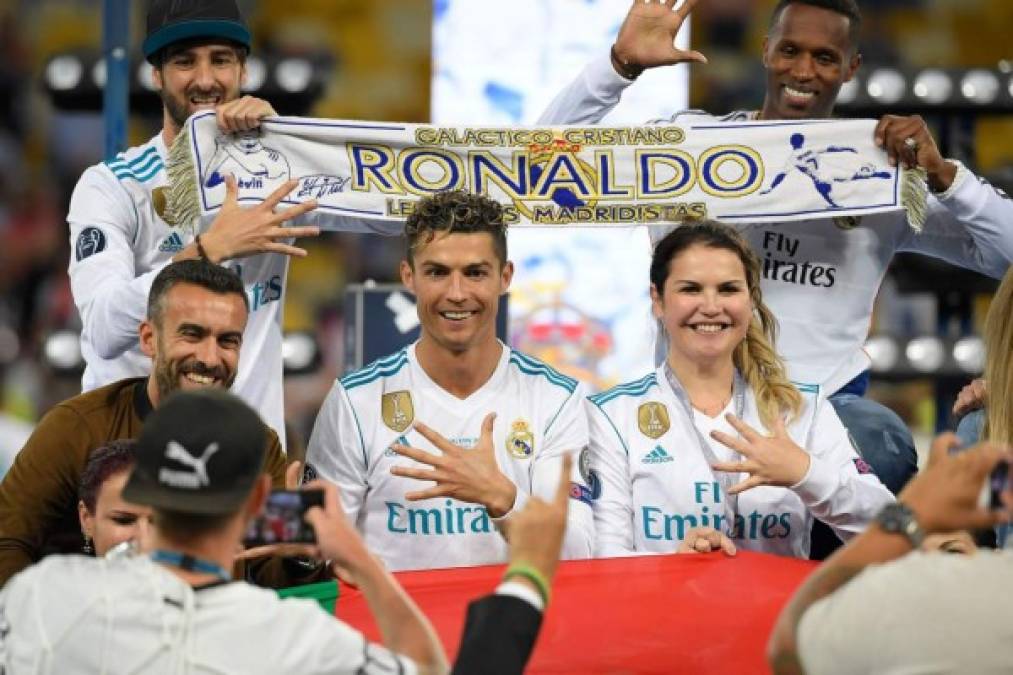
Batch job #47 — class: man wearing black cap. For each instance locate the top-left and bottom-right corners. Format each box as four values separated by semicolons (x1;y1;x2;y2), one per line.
0;390;449;674
67;0;319;446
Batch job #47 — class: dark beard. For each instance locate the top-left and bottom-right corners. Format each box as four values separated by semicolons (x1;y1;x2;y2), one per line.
152;351;235;401
159;88;192;133
158;84;236;132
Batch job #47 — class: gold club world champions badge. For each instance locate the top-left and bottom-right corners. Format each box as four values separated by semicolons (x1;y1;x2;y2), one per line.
381;391;414;433
506;418;535;459
638;402;670;439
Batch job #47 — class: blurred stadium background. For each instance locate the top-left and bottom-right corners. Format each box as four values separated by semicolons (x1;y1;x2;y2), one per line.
0;0;1010;465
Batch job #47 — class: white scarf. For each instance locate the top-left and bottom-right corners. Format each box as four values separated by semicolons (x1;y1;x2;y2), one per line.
165;111;926;233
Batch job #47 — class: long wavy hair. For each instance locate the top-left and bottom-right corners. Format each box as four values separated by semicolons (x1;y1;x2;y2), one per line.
984;269;1013;446
650;221;802;428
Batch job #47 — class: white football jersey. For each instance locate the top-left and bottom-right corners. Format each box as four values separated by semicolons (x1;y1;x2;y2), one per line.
0;554;416;675
306;342;595;571
67;134;399;442
67;135;288;441
587;367;894;558
540;53;1013;394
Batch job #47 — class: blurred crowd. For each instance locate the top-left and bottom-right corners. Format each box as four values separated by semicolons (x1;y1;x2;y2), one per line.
0;0;1011;460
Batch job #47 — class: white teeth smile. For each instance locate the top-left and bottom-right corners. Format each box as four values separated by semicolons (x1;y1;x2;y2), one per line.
184;372;215;385
784;86;815;99
190;96;221;106
691;323;727;333
441;311;475;320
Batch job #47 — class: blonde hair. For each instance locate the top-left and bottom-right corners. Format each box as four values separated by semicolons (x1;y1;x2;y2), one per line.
983;269;1013;445
650;221;802;428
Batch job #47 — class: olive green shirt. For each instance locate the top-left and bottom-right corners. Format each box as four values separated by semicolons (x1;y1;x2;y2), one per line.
0;378;287;587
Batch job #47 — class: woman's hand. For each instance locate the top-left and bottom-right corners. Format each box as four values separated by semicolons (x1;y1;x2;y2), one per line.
677;526;736;556
710;414;811;494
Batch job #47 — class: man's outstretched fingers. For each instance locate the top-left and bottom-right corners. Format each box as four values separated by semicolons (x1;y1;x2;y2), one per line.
261;178;300;209
412;421;459;455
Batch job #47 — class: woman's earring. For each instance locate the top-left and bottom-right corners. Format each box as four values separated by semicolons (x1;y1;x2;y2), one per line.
82;533;94;555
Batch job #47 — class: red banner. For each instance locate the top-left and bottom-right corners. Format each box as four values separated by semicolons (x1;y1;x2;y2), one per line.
336;551;816;674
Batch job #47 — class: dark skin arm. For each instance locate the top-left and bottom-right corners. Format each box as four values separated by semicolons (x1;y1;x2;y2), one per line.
767;434;1012;674
874;114;958;192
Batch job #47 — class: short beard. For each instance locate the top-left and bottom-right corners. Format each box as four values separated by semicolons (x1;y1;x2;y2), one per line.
159;88;192;133
158;82;239;132
152;338;236;401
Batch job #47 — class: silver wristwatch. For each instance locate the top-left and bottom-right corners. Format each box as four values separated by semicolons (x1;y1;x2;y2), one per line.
875;502;925;548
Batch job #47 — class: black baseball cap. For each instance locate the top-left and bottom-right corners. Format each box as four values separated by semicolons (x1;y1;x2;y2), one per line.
122;389;267;515
143;0;252;64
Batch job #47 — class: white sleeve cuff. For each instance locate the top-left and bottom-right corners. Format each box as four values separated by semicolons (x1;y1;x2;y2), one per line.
495;580;544;612
790;455;839;506
588;50;636;94
933;159;971;201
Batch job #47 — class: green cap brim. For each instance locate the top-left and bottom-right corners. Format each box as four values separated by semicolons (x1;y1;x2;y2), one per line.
143;20;251;62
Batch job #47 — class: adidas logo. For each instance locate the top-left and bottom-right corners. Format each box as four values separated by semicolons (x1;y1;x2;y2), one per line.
385;435;409;457
158;232;184;253
642;445;673;464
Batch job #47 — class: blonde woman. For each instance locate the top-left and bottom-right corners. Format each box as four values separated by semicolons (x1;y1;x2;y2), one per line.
588;221;893;558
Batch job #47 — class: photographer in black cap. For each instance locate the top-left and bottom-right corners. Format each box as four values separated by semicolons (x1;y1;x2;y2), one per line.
0;390;448;674
68;0;319;447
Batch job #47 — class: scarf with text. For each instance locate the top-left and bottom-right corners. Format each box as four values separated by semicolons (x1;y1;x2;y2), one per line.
165;111;926;234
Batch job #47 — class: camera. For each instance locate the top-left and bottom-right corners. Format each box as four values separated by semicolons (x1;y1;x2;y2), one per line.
243;489;324;547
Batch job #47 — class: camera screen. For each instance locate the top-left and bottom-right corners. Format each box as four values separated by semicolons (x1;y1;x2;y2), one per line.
243;490;321;546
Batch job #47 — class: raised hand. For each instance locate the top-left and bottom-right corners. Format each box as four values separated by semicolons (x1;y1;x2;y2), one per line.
216;95;277;134
874;114;956;191
899;433;1012;534
953;378;987;418
612;0;708;73
390;413;518;518
198;175;319;262
710;414;811;494
302;479;379;583
500;454;573;584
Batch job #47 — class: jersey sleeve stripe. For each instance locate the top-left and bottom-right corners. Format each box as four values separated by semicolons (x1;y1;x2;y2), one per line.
340;350;409;389
125;146;159;168
339;349;408;387
543;386;577;437
588;373;657;405
588;398;631;456
130;153;162;177
508;352;578;392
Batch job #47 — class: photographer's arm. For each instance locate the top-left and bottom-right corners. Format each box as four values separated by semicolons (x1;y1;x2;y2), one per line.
767;435;1012;675
306;480;447;674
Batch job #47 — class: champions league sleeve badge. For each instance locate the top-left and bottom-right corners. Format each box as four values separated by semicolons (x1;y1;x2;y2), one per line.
381;391;414;433
637;402;670;439
506;418;535;459
75;227;107;261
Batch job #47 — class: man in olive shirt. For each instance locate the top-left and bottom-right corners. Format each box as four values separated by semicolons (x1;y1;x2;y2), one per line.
0;260;287;586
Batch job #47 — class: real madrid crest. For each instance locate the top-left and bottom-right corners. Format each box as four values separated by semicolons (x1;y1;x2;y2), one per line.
381;391;414;433
506;418;535;459
637;402;670;439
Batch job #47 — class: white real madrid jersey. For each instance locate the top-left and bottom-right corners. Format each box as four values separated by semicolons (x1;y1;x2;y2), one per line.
586;367;894;559
540;53;1013;394
306;341;595;571
67;135;289;441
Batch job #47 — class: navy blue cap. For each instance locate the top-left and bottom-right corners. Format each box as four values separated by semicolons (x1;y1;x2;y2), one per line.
143;0;251;64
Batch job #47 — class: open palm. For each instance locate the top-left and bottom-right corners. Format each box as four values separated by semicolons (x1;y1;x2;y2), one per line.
614;0;708;69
